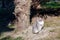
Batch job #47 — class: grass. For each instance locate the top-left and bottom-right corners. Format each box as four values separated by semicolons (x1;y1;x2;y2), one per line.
49;29;55;32
39;28;60;40
0;36;24;40
42;1;60;8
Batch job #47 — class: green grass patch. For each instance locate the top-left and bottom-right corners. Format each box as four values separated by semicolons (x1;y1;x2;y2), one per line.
42;1;60;8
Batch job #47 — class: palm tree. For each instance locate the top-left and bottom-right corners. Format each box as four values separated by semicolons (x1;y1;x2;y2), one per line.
14;0;31;31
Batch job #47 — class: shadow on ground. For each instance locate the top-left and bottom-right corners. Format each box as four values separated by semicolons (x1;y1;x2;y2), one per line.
30;0;60;23
0;0;16;33
30;3;60;23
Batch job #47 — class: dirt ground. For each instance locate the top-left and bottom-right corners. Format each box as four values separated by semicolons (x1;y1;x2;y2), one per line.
0;16;60;40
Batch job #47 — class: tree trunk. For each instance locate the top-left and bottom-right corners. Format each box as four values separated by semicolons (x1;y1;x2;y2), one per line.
14;0;31;31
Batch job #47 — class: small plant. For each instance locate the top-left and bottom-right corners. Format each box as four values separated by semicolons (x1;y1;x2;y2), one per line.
15;37;24;40
49;29;55;32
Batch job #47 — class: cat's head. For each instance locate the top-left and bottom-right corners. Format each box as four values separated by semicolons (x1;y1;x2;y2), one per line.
37;17;44;22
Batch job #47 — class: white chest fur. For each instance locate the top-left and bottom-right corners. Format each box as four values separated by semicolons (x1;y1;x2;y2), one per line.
37;20;44;31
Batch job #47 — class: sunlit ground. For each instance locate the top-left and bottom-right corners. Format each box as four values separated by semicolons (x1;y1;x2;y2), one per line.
44;16;60;27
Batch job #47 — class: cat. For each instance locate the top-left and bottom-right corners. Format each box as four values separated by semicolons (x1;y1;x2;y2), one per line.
32;17;44;34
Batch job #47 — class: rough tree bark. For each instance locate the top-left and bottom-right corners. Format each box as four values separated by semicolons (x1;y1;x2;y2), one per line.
14;0;31;31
